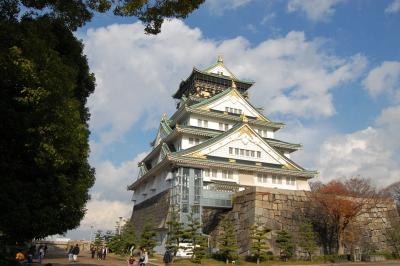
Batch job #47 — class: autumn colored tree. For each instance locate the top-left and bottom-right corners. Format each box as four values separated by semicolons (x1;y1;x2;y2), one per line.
308;177;381;255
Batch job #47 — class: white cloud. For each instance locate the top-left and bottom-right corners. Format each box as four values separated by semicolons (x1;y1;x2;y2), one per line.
206;0;252;15
83;20;367;157
287;0;344;22
260;12;276;25
315;105;400;187
385;0;400;13
79;199;132;231
363;61;400;99
67;152;146;235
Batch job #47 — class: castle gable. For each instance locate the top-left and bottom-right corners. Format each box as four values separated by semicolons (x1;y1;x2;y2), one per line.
179;123;302;171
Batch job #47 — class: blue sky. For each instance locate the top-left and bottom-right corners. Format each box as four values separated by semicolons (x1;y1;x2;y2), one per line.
66;0;400;239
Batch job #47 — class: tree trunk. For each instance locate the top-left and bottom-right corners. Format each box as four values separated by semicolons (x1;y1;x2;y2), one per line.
226;258;229;264
338;231;345;255
257;257;260;264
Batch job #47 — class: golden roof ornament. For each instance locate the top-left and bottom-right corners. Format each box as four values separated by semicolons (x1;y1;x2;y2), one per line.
240;113;248;123
231;79;237;89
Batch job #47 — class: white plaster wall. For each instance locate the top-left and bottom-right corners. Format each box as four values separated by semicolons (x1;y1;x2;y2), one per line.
207;94;259;118
181;136;206;150
253;126;275;138
296;178;311;191
133;170;172;205
188;115;233;131
208;65;233;77
208;138;282;165
252;174;297;190
202;169;239;183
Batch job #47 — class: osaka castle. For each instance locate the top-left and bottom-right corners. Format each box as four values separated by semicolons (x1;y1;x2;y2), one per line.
128;56;317;253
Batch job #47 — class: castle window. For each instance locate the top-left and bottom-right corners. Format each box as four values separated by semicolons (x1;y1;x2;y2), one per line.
224;124;229;130
251;151;255;157
229;147;233;155
219;123;224;131
257;151;261;158
257;173;268;183
235;148;239;155
286;176;295;185
240;149;244;156
189;138;193;144
204;169;209;177
182;204;188;213
246;150;250;156
211;169;217;178
204;120;208;128
197;119;202;127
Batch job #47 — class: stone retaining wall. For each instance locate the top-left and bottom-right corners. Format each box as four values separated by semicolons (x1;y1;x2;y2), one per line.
130;190;170;235
205;187;399;256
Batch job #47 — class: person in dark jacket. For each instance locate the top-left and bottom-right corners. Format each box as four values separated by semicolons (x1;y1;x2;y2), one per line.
72;244;80;262
163;249;173;266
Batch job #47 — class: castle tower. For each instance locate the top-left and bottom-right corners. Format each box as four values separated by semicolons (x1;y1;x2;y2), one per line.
128;57;317;253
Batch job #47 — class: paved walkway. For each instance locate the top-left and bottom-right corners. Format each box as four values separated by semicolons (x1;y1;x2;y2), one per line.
39;251;161;266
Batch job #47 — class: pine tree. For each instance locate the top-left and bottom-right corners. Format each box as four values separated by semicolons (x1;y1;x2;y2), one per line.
276;230;294;261
218;216;238;264
140;221;157;255
166;205;184;259
184;207;207;263
249;216;271;264
121;221;137;254
93;230;104;249
298;222;317;260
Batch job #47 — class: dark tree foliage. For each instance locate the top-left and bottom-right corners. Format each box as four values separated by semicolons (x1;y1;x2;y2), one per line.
1;0;205;34
218;216;238;264
275;230;294;261
249;216;271;264
166;205;184;258
0;16;95;245
184;207;207;263
139;221;157;255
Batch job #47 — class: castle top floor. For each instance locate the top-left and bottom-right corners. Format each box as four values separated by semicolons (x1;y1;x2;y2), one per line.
173;56;255;100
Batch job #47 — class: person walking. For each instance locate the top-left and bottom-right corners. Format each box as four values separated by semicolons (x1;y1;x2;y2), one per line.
102;246;107;260
90;246;96;259
163;248;173;266
139;248;148;266
127;256;137;266
72;244;80;262
97;247;102;260
68;245;74;262
38;246;45;265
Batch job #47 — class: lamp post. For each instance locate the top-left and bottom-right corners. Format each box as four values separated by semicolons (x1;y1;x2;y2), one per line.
90;225;94;242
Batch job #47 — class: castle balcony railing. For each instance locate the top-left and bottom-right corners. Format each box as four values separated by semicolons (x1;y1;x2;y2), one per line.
201;188;233;208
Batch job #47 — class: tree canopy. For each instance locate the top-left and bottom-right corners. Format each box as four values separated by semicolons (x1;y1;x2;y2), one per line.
0;16;95;245
308;177;382;255
1;0;205;33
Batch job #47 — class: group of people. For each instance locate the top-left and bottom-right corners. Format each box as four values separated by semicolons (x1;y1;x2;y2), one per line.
90;246;108;260
15;244;48;265
127;247;149;266
67;244;80;262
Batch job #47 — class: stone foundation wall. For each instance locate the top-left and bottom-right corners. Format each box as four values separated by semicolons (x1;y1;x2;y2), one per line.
204;187;399;256
130;190;170;235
